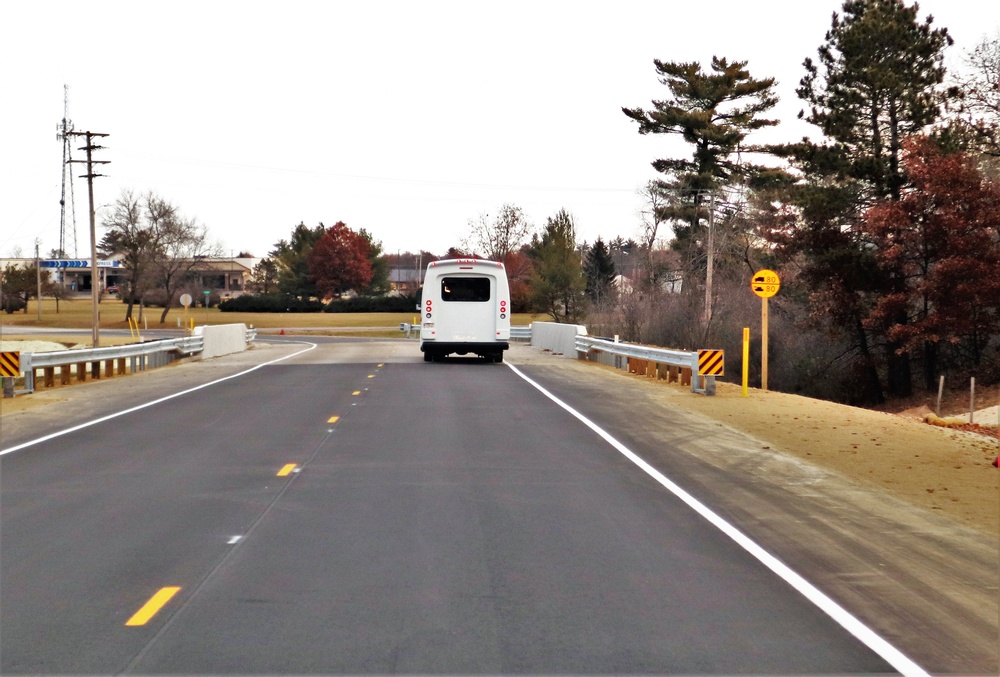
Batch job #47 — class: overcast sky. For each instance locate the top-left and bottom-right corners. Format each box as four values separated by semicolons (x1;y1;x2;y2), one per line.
4;1;996;262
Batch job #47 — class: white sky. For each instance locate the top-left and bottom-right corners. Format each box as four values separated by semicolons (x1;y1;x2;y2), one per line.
3;0;996;261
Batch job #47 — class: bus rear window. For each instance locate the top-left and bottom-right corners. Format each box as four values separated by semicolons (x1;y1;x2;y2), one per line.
441;277;490;302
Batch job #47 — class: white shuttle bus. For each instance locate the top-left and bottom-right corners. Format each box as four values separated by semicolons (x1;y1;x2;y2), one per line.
419;258;511;363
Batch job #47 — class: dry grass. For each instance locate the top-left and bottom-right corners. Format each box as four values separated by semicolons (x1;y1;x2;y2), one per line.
0;297;545;331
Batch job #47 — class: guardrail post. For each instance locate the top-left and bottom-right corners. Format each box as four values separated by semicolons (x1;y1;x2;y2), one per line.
689;353;700;393
22;353;34;393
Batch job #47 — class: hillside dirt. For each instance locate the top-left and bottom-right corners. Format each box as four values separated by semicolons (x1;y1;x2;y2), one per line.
585;359;999;536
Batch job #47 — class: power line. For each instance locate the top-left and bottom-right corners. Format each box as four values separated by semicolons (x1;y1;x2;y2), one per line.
117;150;638;194
67;130;109;348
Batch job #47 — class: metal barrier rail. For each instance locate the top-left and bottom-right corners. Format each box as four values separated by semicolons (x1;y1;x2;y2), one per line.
574;335;715;395
19;336;205;394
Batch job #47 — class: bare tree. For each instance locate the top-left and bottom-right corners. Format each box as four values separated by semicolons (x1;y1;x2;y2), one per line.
462;203;533;262
100;189;155;320
101;189;217;323
950;31;1000;162
149;213;217;324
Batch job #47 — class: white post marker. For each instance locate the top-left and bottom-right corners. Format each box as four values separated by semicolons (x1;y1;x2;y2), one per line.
180;293;193;334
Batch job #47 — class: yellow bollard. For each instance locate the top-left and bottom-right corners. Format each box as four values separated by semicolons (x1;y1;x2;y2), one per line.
742;327;750;397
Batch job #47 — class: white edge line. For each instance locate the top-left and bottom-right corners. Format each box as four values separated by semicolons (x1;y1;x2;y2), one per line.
506;362;928;677
0;342;318;457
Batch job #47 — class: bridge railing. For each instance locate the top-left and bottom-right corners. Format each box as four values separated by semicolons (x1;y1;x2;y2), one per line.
12;324;258;395
575;335;715;395
18;336;206;393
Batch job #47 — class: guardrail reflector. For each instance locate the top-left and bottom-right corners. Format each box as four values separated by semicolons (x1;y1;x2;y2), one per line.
698;349;724;376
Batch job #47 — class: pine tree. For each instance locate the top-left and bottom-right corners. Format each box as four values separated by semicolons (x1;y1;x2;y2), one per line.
271;222;325;300
528;209;586;323
768;0;955;401
584;237;616;302
623;56;778;259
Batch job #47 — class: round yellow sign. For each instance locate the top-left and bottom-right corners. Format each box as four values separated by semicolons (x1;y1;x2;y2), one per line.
752;269;780;298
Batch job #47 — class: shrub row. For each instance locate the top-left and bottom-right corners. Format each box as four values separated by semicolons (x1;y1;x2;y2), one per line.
121;288;223;308
323;295;418;313
218;294;324;313
218;293;418;313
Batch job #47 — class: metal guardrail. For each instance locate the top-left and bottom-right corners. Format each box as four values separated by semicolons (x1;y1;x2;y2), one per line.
575;335;715;395
18;336;205;394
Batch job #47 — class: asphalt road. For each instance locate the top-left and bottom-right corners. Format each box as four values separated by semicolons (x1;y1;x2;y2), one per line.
0;338;928;673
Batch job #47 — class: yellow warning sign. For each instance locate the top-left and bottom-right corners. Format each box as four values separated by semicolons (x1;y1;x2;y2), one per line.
0;351;20;378
752;269;781;298
698;349;724;376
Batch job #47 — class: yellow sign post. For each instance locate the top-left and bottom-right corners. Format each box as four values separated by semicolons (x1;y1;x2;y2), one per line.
1;351;19;398
742;328;750;397
752;270;781;391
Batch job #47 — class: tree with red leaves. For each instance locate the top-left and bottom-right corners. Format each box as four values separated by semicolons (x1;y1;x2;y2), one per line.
863;136;1000;388
307;221;373;300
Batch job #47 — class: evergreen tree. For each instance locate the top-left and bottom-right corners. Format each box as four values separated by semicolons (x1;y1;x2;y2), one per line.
271;222;325;300
247;258;279;294
584;237;616;302
623;56;778;260
528;209;586;323
358;228;390;296
768;0;955;400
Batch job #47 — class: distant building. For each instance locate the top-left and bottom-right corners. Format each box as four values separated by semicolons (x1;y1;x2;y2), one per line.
185;257;256;297
389;268;422;296
1;256;258;298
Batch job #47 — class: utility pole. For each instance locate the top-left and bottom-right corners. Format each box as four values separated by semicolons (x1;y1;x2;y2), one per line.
68;130;109;348
703;190;715;329
35;240;42;321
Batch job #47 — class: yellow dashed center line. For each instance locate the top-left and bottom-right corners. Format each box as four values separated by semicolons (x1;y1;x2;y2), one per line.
277;463;297;477
126;587;181;626
367;374;375;379
327;415;340;424
352;391;361;396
